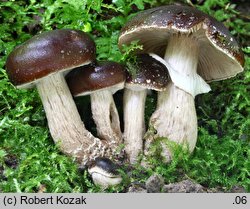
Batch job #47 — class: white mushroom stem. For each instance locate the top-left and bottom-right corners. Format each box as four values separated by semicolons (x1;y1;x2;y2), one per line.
148;83;197;152
123;88;147;163
147;35;210;154
36;73;112;164
90;89;123;145
165;35;211;96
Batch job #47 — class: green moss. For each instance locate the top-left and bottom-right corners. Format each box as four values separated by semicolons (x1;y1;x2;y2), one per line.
0;0;249;192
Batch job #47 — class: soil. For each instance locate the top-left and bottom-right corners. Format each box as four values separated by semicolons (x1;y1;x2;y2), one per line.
126;174;247;193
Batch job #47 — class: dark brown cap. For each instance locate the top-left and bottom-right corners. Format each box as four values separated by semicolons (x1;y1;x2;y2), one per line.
126;54;170;91
6;29;96;87
119;5;244;82
88;157;120;177
66;61;126;96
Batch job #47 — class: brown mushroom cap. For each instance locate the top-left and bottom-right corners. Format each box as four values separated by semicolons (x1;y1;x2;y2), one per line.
88;157;120;177
126;54;170;91
6;29;96;87
119;5;244;82
66;61;126;96
87;157;122;187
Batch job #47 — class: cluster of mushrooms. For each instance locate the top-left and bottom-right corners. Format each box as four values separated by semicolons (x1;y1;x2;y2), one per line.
5;5;244;187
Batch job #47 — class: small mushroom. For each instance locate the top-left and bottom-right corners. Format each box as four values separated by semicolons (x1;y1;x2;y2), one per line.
119;5;244;157
88;157;122;188
124;54;170;163
66;61;126;147
5;29;113;164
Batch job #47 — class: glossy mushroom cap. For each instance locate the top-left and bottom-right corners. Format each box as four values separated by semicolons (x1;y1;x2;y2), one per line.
6;29;96;88
119;5;244;82
126;54;170;91
66;61;126;96
88;157;122;187
88;157;120;177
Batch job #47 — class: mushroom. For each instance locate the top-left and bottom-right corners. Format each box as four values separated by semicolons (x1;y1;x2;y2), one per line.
88;157;122;188
66;61;126;147
118;5;244;157
124;53;170;163
5;29;116;164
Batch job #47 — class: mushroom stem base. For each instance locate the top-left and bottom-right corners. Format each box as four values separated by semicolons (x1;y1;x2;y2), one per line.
36;73;117;165
145;82;197;158
123;88;147;163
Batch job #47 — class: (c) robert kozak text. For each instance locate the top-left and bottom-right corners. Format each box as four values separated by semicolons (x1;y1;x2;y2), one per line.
19;195;87;205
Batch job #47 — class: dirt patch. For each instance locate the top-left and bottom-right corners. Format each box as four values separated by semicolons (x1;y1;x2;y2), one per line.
0;154;19;182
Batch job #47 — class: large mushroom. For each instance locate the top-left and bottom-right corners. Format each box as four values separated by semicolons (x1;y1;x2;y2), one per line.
66;61;126;147
124;53;170;163
118;5;244;157
5;29;116;164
